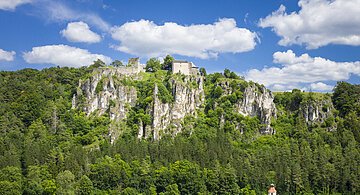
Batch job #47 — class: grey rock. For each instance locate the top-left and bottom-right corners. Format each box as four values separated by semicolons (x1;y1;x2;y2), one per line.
301;98;335;126
236;84;277;134
151;76;204;140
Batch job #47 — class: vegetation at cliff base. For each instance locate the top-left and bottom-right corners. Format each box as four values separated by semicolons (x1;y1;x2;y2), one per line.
0;61;359;194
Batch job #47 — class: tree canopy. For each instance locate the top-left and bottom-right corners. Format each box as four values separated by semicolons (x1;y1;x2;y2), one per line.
0;64;359;194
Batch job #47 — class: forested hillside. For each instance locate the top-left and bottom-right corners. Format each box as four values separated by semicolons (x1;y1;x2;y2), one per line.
0;59;359;194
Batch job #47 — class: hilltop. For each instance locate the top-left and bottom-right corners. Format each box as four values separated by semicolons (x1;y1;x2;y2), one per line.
0;58;359;194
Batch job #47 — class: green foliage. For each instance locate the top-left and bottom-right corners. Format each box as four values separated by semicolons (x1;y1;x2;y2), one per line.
240;184;256;195
90;59;106;69
121;187;139;195
95;78;104;94
89;155;131;190
0;166;23;195
224;68;241;79
145;58;162;72
110;60;124;67
56;170;75;195
332;81;360;117
24;165;52;195
157;82;174;103
224;68;231;78
212;86;223;99
76;175;94;195
162;55;174;70
199;67;207;76
0;65;359;194
274;89;304;111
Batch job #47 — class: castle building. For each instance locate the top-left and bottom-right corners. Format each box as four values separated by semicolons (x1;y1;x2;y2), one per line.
172;60;199;76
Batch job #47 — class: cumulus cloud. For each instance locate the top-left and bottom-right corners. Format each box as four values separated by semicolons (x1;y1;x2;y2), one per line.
270;84;307;92
259;0;360;49
111;18;258;59
310;82;334;91
0;49;16;61
0;0;31;10
246;50;360;91
23;44;112;67
61;21;101;43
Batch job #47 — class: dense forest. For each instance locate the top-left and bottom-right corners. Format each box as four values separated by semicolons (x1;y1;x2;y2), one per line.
0;58;359;195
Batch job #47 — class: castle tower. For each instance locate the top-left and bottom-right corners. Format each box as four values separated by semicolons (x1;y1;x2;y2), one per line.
128;57;140;67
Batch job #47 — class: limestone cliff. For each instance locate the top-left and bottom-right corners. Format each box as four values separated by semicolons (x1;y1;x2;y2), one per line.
300;98;335;129
72;67;138;120
73;67;278;141
72;67;140;143
150;76;204;140
73;67;205;141
218;81;277;134
237;84;277;134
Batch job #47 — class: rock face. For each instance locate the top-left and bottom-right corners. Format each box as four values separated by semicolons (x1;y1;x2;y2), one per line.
73;67;277;141
72;67;141;143
217;81;277;134
72;68;138;120
300;99;334;125
151;76;204;140
73;67;205;141
236;84;277;134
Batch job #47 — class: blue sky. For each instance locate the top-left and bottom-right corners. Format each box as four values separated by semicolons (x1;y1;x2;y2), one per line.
0;0;359;91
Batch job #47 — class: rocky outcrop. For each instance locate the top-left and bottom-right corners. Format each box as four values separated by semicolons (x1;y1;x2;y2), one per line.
236;84;277;134
150;76;204;140
73;67;278;141
300;99;334;125
72;68;139;143
73;67;205;141
218;81;277;134
72;68;137;120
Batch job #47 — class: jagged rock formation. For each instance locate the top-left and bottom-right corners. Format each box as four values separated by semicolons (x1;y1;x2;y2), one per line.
150;76;204;140
218;81;277;134
300;98;335;129
237;84;277;134
72;68;138;119
72;68;140;143
73;67;205;141
73;66;279;141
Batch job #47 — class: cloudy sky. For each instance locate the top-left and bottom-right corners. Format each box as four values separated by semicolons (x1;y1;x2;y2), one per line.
0;0;359;92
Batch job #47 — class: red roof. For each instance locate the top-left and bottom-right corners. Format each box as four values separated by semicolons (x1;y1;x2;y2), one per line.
268;187;276;193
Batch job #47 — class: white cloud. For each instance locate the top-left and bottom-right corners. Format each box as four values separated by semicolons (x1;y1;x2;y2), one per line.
0;0;31;10
246;50;360;91
23;44;112;67
0;49;16;61
271;83;309;92
40;1;110;31
310;82;333;91
259;0;360;49
61;21;101;43
111;18;258;59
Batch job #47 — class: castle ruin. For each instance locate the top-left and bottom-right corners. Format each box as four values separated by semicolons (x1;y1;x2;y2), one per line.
98;57;145;75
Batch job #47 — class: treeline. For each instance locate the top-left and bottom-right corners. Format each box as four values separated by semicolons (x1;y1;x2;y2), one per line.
0;62;359;194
